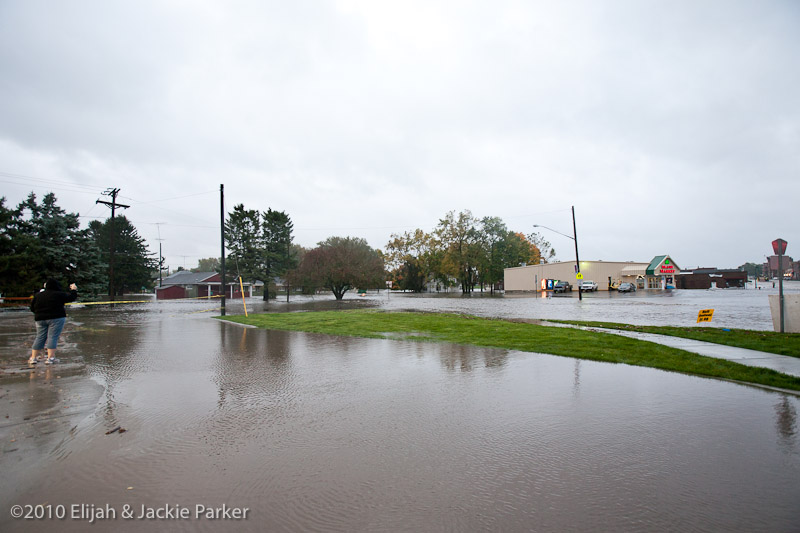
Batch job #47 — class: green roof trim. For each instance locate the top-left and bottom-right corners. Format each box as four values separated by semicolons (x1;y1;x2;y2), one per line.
646;255;680;276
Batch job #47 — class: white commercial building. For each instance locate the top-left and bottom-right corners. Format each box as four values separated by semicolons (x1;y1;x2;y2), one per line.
504;255;680;292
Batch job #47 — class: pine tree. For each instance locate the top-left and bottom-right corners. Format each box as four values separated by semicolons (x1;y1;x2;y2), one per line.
0;193;105;296
89;216;155;295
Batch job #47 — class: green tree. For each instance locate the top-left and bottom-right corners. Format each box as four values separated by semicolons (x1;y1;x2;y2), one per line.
477;216;508;293
193;257;220;273
0;196;38;296
225;204;262;285
739;262;762;278
527;232;556;263
385;229;432;292
435;210;482;293
291;236;385;300
225;205;295;300
259;208;295;300
89;215;155;295
499;232;538;267
0;193;105;296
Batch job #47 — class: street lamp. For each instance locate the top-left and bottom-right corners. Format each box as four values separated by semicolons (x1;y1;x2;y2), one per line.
534;206;582;301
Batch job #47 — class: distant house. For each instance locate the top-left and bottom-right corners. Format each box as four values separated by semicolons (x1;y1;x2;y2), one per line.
156;271;260;300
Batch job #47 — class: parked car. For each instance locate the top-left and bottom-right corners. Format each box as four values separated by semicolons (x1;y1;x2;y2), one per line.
579;280;598;292
617;282;636;292
553;281;572;293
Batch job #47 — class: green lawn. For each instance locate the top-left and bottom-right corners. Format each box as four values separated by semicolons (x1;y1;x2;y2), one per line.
218;310;800;391
553;321;800;358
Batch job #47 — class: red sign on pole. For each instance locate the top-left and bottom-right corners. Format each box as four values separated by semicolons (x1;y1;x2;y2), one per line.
772;239;788;255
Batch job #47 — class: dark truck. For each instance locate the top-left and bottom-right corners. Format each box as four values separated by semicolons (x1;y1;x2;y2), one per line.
553;281;572;293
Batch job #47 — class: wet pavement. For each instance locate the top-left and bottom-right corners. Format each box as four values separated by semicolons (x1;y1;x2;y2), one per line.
1;292;799;531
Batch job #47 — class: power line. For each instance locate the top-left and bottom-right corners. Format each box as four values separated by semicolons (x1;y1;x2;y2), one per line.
0;170;102;191
0;179;102;196
118;190;217;205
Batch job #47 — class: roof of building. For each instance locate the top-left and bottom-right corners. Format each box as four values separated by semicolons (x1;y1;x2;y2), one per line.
645;255;680;276
160;271;217;286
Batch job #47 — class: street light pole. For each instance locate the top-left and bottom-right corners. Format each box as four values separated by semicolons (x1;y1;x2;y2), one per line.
533;206;582;301
572;206;582;301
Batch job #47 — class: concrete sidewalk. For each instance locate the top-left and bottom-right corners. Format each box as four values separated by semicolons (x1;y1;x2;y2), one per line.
565;324;800;378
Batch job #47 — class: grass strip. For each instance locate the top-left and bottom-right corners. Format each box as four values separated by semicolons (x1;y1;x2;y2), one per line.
218;310;800;391
552;321;800;358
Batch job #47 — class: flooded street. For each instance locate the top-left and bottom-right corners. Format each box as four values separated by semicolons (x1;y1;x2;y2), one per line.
1;290;799;531
371;281;800;331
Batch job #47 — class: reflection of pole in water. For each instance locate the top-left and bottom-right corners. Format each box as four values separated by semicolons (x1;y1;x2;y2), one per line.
239;326;248;352
775;395;796;444
573;360;581;397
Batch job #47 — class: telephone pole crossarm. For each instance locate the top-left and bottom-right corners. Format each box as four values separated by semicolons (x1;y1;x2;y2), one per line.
96;188;130;301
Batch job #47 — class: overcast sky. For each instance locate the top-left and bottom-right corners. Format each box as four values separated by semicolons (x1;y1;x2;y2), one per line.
1;0;798;271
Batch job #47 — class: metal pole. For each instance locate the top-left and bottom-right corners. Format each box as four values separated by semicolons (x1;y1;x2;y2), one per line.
158;243;163;288
220;184;226;316
572;206;582;301
779;250;785;333
286;239;290;303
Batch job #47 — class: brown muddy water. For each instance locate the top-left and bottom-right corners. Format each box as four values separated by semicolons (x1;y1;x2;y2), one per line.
1;298;799;532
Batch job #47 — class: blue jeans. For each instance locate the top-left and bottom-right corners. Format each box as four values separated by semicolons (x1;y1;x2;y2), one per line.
32;318;67;350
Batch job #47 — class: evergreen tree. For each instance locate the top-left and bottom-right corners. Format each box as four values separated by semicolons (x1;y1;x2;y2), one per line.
225;204;295;300
89;215;155;295
260;208;295;300
0;193;105;296
225;204;262;284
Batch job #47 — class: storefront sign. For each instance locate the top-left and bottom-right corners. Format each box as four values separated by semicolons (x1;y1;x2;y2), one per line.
658;258;676;275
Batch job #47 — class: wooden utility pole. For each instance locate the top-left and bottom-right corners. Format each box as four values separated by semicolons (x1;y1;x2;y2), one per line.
96;188;130;301
572;206;582;301
220;184;226;316
154;222;165;288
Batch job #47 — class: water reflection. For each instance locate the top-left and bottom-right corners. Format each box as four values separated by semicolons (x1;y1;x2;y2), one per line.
212;325;293;410
775;395;797;446
3;300;800;532
438;344;509;372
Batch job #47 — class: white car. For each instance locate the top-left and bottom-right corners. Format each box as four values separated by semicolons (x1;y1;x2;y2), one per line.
579;280;598;292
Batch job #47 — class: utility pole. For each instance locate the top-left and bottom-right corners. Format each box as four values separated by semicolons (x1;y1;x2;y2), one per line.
159;243;163;287
572;206;582;302
220;184;226;316
286;238;291;303
96;188;130;301
154;222;165;289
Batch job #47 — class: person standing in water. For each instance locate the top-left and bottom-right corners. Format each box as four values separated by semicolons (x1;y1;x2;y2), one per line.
28;279;78;365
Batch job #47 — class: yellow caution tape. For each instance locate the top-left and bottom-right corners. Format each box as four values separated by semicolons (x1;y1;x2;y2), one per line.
66;294;225;306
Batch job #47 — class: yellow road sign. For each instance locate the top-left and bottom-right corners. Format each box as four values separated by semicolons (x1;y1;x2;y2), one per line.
576;273;583;280
697;309;714;323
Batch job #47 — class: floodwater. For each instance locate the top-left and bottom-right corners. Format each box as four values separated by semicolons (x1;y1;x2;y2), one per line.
1;291;799;532
369;280;800;331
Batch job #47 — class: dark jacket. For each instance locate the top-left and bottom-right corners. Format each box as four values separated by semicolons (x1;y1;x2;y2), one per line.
30;279;78;321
